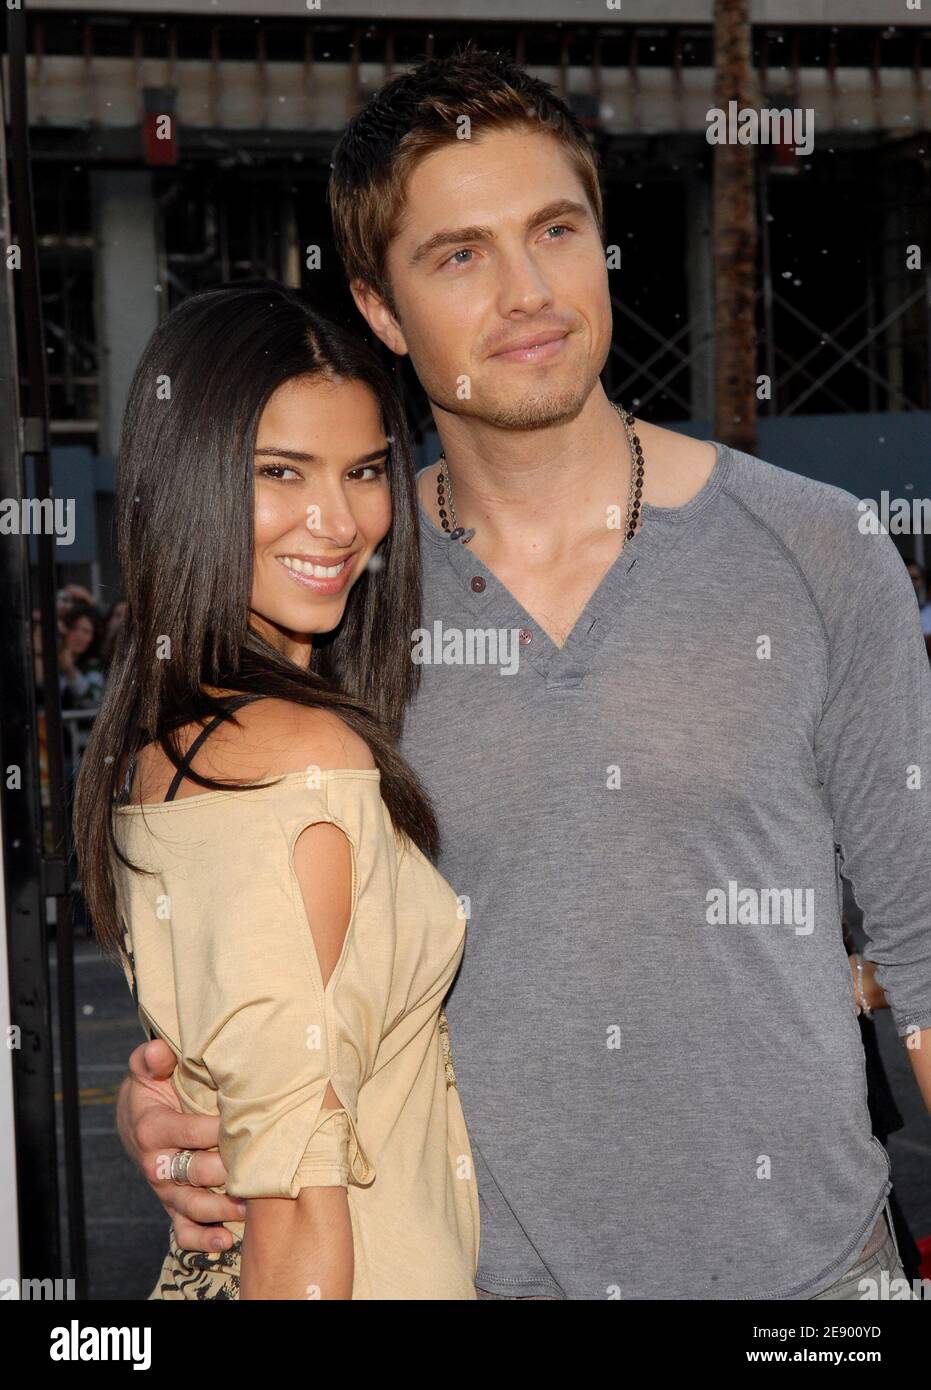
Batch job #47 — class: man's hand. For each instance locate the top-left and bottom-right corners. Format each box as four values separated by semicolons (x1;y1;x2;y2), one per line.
118;1039;245;1252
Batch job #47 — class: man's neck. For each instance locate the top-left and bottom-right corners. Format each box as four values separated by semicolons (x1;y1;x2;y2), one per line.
418;396;717;568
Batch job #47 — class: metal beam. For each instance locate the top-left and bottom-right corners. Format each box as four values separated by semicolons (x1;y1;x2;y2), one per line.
22;0;931;24
0;17;61;1288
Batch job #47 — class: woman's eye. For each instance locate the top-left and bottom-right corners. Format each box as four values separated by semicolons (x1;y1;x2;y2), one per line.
346;463;388;482
257;463;301;481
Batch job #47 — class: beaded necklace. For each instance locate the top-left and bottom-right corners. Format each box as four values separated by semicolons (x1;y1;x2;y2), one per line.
435;402;645;543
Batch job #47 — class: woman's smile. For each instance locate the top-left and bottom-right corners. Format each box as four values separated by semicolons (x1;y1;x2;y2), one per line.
275;551;358;594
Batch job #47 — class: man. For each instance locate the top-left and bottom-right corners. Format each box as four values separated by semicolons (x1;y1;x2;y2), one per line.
118;49;930;1300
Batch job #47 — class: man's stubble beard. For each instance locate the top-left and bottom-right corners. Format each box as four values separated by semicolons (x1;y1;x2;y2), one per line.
425;372;599;433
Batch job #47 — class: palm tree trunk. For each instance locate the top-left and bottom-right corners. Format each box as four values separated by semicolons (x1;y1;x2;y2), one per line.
713;0;758;454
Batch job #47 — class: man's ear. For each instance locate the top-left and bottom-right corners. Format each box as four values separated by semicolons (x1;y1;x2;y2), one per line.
350;279;410;358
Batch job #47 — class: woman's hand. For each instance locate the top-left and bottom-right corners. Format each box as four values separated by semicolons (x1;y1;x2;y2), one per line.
117;1039;245;1252
849;953;887;1015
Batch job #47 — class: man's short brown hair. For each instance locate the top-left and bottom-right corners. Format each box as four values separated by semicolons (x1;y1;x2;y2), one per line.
327;46;605;320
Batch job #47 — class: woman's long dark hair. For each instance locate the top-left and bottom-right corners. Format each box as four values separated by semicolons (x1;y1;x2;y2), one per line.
74;281;438;956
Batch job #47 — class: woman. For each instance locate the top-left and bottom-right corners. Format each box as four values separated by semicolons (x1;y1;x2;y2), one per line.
74;282;479;1300
59;601;106;709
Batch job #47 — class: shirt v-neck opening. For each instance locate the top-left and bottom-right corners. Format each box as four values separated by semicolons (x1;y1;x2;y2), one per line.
417;439;731;682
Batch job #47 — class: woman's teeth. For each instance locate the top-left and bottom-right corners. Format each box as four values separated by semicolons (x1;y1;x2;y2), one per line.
279;556;348;579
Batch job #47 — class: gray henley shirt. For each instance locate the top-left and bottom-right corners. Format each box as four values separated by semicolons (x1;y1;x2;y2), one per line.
398;439;931;1300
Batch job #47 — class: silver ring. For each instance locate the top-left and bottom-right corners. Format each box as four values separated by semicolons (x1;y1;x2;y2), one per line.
170;1149;196;1185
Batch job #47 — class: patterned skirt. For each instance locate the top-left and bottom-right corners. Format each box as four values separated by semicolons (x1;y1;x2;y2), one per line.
149;1229;242;1300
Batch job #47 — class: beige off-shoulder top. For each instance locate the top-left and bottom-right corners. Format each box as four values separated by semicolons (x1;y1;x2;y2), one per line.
112;767;479;1300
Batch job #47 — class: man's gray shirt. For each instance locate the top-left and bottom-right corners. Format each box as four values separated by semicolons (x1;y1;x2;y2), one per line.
398;441;931;1300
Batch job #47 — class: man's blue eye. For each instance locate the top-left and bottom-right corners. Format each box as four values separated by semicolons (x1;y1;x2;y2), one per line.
443;226;572;270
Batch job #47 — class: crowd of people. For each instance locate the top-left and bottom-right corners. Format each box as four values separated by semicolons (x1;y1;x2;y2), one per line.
32;585;126;713
32;587;127;851
906;561;931;661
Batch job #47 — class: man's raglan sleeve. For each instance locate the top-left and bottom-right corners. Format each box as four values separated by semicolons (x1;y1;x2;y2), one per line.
812;507;931;1040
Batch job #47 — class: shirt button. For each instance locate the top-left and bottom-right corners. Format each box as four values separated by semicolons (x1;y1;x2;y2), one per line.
470;576;486;592
518;628;533;645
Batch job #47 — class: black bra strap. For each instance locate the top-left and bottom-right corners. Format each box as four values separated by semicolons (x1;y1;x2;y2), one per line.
164;694;265;801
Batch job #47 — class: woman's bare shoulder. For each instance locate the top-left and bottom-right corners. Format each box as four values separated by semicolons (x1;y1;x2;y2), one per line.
130;697;376;802
230;698;377;774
